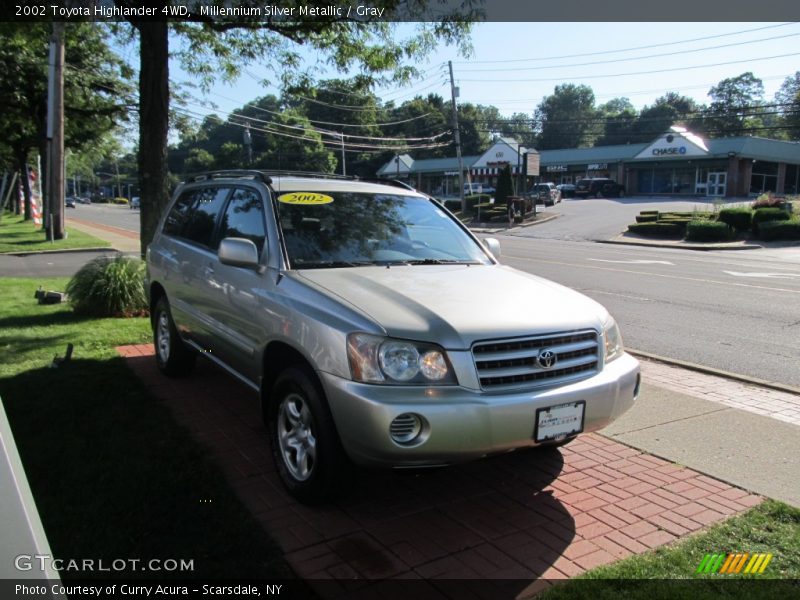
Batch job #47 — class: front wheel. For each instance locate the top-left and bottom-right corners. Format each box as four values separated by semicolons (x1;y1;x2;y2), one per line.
268;366;350;504
153;297;196;376
618;189;625;198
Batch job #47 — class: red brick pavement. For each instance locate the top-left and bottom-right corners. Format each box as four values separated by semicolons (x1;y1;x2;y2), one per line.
118;344;762;597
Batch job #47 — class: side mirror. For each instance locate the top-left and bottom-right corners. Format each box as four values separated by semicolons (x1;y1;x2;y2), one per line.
218;237;260;269
483;237;501;258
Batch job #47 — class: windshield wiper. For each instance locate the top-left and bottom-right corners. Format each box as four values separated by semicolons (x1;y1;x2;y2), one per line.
390;259;481;266
293;260;375;269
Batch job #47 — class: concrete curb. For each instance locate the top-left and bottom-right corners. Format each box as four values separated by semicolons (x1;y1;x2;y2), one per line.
596;238;763;251
628;348;800;396
469;212;560;233
3;247;121;257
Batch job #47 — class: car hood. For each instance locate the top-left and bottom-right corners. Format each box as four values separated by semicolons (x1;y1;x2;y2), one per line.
294;264;608;349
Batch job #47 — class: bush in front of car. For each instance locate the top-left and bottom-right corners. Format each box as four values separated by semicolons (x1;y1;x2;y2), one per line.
66;254;148;317
718;207;753;232
685;219;734;242
627;222;685;238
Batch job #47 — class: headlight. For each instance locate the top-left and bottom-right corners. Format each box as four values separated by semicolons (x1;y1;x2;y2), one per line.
347;333;456;385
603;317;624;363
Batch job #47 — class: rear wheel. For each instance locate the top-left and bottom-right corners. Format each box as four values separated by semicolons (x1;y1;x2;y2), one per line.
268;366;350;504
153;297;196;376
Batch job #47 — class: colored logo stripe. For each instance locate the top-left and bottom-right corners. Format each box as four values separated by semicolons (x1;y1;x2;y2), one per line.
697;553;772;574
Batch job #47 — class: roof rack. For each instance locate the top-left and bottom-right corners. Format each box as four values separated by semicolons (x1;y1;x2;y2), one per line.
357;178;416;191
258;170;354;181
187;170;273;184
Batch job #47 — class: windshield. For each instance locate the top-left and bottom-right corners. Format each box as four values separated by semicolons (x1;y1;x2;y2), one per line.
274;191;492;269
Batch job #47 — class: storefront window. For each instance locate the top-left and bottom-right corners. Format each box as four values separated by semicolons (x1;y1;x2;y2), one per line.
750;161;779;195
783;164;798;195
637;167;697;194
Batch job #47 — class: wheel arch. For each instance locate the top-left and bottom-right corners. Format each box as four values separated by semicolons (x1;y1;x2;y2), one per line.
260;341;322;424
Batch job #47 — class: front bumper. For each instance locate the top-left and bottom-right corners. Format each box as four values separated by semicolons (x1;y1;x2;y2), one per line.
321;352;640;467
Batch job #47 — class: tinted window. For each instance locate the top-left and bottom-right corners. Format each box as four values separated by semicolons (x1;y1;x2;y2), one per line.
182;187;230;248
162;192;195;237
219;188;266;254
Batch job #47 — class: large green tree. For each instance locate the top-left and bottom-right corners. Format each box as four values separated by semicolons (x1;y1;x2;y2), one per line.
116;2;475;255
535;84;598;150
775;71;800;140
632;92;704;142
0;22;130;219
707;72;765;137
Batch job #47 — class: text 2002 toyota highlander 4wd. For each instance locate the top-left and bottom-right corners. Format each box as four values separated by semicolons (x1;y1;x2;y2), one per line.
146;171;640;503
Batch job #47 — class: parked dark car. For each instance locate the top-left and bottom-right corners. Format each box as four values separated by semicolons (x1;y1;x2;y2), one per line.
65;197;77;208
557;183;576;198
575;178;625;198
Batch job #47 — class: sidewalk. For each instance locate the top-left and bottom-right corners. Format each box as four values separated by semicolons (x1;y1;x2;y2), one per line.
117;343;796;596
65;216;141;254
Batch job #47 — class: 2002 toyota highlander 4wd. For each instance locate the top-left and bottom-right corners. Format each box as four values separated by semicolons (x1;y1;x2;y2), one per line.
146;171;640;503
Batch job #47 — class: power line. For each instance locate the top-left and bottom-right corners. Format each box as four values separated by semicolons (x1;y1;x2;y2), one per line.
461;33;800;73
451;23;798;65
457;52;800;83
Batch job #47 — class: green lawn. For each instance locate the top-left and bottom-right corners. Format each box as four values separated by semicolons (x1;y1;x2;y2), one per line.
541;500;800;598
0;278;293;580
0;212;109;253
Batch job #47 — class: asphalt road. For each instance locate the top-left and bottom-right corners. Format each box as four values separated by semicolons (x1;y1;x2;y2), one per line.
65;202;140;232
16;197;800;387
495;235;800;388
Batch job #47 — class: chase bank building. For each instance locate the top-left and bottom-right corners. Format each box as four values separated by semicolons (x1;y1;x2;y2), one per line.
377;128;800;198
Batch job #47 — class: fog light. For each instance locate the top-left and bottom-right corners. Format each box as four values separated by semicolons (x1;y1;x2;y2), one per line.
390;413;422;444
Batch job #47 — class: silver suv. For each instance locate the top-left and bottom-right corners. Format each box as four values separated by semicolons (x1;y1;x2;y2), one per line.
146;171;640;503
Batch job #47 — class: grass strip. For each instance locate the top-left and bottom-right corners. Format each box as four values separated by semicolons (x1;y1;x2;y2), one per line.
0;212;110;253
0;277;292;580
541;500;800;599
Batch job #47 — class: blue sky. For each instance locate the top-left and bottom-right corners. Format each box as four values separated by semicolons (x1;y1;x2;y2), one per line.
168;21;800;123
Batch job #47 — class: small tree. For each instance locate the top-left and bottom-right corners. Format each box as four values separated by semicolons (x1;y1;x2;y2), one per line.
495;164;513;208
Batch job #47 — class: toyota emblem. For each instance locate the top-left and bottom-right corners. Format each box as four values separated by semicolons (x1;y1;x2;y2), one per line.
537;349;557;369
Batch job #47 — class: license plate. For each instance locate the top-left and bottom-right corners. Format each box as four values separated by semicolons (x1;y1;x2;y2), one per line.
534;401;586;442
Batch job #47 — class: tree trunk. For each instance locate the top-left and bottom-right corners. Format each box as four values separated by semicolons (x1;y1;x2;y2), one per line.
137;21;170;258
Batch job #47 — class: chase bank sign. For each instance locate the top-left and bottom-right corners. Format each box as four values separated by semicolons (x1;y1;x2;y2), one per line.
635;129;709;160
652;146;687;156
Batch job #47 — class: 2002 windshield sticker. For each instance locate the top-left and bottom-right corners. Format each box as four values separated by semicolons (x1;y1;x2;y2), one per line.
278;192;334;205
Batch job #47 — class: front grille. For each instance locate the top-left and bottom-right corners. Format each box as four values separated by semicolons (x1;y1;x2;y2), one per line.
473;330;600;391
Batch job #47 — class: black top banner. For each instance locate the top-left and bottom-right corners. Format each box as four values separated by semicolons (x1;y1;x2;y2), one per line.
3;0;800;23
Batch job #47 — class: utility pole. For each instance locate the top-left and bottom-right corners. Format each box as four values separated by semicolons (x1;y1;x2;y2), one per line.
46;21;66;240
340;132;346;176
448;61;465;214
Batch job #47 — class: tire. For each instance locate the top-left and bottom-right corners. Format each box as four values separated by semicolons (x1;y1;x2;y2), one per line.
268;366;350;504
618;189;625;198
153;297;196;376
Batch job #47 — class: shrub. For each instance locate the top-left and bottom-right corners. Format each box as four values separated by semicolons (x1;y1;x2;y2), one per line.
627;222;685;238
752;207;791;233
66;254;148;317
442;199;461;212
752;193;786;209
685;220;734;242
635;214;658;223
718;207;753;232
757;219;800;241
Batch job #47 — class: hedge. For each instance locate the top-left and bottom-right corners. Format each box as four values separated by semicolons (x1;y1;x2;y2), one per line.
718;207;753;232
627;222;685;238
752;207;791;232
757;219;800;241
685;220;734;242
635;214;658;223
